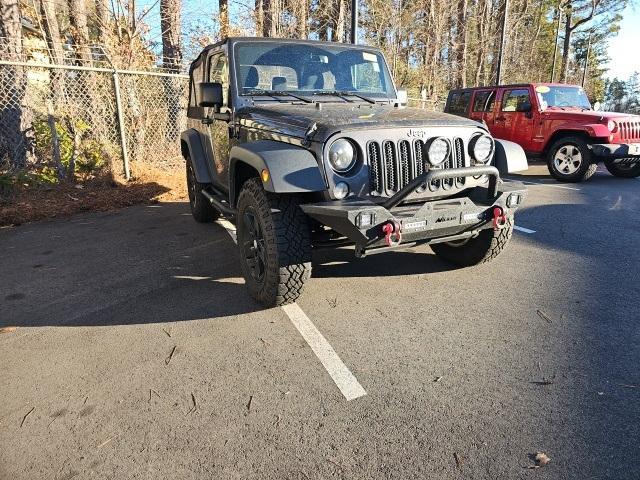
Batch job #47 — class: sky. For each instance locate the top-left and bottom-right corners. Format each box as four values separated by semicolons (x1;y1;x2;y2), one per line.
605;5;640;79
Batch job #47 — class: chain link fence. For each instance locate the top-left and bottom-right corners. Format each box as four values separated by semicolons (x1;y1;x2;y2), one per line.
0;60;188;180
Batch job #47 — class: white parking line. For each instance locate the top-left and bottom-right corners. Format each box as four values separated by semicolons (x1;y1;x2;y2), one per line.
282;303;367;401
216;219;367;401
514;225;536;234
521;180;581;191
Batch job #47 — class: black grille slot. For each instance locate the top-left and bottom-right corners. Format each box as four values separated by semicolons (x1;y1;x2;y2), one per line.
414;140;426;177
398;140;411;188
368;142;383;195
383;141;398;193
454;138;465;187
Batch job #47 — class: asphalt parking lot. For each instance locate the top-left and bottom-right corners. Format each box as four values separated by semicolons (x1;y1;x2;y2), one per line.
1;164;639;479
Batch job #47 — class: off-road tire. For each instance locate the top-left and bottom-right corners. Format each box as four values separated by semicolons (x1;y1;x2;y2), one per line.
546;136;597;183
236;178;312;307
186;159;219;223
431;218;513;267
604;161;640;178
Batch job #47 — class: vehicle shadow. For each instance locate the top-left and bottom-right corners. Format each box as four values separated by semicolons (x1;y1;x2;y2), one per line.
0;201;452;328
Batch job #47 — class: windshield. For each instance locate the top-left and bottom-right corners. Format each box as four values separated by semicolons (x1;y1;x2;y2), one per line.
536;85;592;110
233;42;396;100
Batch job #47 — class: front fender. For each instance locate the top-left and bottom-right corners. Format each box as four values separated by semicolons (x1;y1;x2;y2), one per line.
180;129;212;184
229;140;326;206
494;139;528;173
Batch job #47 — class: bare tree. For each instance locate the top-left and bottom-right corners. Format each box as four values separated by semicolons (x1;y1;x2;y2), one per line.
69;0;94;64
220;0;229;38
160;0;183;142
558;0;600;82
161;0;182;72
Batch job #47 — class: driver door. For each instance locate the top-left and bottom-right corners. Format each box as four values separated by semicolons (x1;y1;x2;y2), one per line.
204;52;232;190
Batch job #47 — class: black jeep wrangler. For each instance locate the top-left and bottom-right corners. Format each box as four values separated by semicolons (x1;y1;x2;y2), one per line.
181;37;528;306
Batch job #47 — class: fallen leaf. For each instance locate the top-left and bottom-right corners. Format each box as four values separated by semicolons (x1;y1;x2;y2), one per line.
527;452;551;469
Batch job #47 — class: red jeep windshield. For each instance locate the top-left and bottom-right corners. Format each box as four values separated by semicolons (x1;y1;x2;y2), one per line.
536;85;591;110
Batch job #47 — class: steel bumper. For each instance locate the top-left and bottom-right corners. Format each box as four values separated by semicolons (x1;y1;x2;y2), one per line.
301;166;527;257
591;143;640;159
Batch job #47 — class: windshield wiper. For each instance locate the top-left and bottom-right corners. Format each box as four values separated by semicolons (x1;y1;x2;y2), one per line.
312;90;379;105
246;89;313;104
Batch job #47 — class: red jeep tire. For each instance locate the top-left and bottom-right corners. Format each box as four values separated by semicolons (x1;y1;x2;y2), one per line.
546;136;598;183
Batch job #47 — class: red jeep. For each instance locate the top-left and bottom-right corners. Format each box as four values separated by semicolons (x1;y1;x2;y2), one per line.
444;83;640;182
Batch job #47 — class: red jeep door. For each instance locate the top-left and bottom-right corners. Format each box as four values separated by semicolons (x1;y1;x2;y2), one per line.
469;89;497;133
495;87;536;151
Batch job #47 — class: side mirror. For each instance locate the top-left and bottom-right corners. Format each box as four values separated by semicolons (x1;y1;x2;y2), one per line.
516;100;532;113
396;89;408;106
198;82;223;109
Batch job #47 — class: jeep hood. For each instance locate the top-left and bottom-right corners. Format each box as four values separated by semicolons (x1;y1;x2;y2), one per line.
542;108;640;123
236;103;482;142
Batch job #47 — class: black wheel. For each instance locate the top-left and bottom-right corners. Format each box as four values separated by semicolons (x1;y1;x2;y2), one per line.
546;136;597;183
236;178;312;307
186;159;219;223
604;160;640;178
431;218;513;267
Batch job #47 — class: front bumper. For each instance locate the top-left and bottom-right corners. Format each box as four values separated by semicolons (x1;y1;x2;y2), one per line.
591;143;640;159
301;166;527;257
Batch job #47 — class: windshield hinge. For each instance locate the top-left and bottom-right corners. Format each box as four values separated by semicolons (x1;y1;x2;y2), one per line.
303;122;318;146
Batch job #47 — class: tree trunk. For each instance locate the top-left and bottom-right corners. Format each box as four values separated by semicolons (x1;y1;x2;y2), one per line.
69;0;93;64
39;0;65;64
455;0;468;88
335;0;346;43
0;0;29;169
559;8;572;83
255;0;264;36
95;0;110;41
219;0;229;38
160;0;183;143
262;0;272;36
160;0;182;71
298;0;309;39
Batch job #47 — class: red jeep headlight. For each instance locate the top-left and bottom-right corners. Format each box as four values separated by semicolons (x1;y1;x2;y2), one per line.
607;120;618;133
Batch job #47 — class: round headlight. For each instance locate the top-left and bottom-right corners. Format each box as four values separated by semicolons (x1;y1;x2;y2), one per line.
427;138;450;166
328;139;356;173
472;135;494;163
607;120;618;133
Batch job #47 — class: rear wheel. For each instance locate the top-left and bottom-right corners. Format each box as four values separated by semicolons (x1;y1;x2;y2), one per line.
431;219;513;267
186;159;219;223
236;178;312;307
604;161;640;178
546;136;597;183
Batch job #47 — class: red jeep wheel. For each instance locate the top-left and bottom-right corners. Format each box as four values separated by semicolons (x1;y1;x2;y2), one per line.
546;136;598;183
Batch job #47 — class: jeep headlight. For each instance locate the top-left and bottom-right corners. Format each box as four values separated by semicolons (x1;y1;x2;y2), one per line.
471;135;494;163
328;139;356;173
427;137;450;166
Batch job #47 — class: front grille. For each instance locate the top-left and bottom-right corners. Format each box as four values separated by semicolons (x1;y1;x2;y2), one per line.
619;120;640;142
368;138;466;196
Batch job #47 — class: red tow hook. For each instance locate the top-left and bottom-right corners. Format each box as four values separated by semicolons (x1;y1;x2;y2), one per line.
492;206;508;230
382;220;402;247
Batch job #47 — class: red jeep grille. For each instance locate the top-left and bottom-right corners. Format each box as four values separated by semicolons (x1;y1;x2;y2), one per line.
619;120;640;142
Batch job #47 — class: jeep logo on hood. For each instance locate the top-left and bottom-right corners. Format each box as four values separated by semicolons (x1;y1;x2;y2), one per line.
407;129;429;139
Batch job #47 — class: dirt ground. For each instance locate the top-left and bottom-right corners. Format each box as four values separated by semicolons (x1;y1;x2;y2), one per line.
0;163;188;227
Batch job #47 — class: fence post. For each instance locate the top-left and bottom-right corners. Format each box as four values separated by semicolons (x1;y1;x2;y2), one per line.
112;70;131;180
